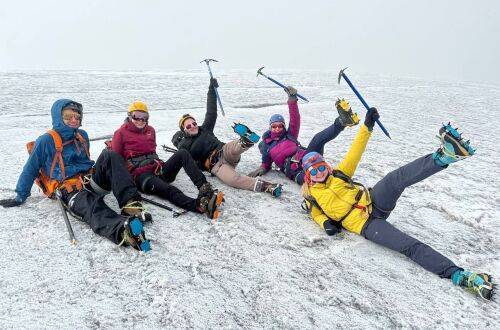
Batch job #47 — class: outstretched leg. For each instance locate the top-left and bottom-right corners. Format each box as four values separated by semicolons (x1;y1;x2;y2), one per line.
363;218;461;278
306;118;345;155
370;154;444;218
135;172;198;212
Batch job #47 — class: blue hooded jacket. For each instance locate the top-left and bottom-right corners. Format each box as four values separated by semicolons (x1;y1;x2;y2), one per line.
15;99;94;203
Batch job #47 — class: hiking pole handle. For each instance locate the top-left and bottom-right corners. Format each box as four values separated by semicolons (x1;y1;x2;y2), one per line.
339;69;391;139
202;60;225;116
55;190;76;245
258;70;309;102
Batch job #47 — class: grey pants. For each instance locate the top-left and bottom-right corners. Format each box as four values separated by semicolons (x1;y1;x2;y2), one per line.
361;154;461;278
211;140;257;191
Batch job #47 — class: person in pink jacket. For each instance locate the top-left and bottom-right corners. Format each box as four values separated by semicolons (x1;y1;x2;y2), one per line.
249;87;359;185
112;102;223;219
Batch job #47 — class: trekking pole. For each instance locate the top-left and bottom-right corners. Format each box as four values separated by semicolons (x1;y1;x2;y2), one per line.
201;59;225;116
257;67;309;102
141;196;188;218
55;189;77;245
338;68;391;139
161;145;178;153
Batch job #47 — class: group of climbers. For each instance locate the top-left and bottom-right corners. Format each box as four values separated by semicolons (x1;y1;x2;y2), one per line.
0;77;493;301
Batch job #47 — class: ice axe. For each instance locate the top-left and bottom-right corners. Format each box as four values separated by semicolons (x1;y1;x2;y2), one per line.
256;67;309;102
338;68;391;139
201;59;225;116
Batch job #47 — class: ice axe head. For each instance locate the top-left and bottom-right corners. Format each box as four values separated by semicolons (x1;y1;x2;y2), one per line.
257;66;265;77
338;67;348;84
200;59;218;64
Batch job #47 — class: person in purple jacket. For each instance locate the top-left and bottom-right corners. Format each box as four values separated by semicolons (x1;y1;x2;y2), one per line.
248;87;359;185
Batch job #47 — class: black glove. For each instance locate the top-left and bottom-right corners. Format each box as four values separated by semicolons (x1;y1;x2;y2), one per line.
324;220;342;236
0;198;23;208
210;78;219;89
248;167;266;178
285;86;298;101
364;107;380;130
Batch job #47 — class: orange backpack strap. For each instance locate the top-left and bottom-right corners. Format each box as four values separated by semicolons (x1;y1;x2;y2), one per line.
47;130;65;179
75;132;90;159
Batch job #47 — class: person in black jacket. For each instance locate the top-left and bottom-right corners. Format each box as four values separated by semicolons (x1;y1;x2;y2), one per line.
172;78;282;197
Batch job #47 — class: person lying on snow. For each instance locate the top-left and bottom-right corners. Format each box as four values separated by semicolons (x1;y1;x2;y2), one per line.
301;107;494;300
0;100;151;252
249;86;359;185
111;101;223;219
172;78;282;197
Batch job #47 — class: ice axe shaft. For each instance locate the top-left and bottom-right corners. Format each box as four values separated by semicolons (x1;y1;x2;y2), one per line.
257;67;309;102
55;189;77;245
201;59;225;116
338;68;391;139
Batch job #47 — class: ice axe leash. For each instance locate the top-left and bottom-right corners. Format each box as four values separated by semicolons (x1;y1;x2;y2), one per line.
201;59;225;116
256;67;309;102
338;68;391;139
55;189;77;245
141;196;188;218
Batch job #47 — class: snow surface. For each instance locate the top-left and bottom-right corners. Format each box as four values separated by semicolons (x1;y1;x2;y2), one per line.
0;70;499;329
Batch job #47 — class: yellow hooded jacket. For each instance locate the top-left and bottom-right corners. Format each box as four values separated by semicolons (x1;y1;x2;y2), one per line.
303;124;373;235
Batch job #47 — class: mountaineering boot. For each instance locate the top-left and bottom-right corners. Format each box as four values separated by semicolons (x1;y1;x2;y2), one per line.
121;199;152;223
335;98;360;127
198;182;215;200
120;216;151;252
433;123;476;166
254;179;283;198
196;191;224;220
451;270;495;301
232;122;260;148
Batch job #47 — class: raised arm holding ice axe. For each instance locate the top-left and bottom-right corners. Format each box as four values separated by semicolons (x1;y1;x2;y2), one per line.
201;59;225;116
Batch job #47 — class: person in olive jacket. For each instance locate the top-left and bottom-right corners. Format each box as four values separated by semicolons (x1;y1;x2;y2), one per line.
172;78;282;197
301;107;493;301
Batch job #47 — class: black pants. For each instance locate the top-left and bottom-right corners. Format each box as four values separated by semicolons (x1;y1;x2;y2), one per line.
61;150;141;244
135;149;207;212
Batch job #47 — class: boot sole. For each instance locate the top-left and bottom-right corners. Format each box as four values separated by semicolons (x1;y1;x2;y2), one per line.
211;191;224;220
129;218;151;252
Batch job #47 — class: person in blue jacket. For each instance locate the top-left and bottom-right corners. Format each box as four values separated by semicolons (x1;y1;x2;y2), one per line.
0;99;150;252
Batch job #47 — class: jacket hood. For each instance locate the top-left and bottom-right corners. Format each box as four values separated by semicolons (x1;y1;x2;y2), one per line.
51;99;83;141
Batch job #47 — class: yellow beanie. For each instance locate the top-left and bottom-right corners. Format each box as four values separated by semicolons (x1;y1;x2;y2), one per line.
178;113;195;130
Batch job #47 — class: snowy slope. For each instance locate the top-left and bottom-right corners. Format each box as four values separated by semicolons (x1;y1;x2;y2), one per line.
0;70;498;329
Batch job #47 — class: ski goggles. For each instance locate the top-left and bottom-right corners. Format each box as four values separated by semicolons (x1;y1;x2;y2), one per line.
131;111;149;122
62;113;82;121
309;165;327;176
184;121;198;130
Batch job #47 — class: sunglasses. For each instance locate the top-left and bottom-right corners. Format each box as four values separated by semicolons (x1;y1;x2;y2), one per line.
62;113;82;121
309;165;326;176
271;123;284;130
184;122;198;130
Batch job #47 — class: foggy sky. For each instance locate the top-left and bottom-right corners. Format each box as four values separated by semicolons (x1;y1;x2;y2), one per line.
1;0;499;83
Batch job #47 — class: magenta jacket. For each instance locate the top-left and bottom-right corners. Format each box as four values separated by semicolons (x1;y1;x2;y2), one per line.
112;119;157;176
260;100;301;171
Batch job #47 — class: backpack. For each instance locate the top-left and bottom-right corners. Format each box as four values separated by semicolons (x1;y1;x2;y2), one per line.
26;130;90;199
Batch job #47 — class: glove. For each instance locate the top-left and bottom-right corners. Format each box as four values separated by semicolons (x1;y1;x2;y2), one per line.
323;220;342;236
0;198;23;208
285;86;298;101
248;167;266;178
210;78;219;89
364;107;380;130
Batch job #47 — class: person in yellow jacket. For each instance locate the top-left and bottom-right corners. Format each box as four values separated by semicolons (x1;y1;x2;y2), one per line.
301;107;493;301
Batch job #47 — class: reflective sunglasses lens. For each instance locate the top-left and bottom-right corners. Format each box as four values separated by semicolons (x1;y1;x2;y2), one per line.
318;165;326;172
310;168;318;176
63;114;81;121
185;122;197;130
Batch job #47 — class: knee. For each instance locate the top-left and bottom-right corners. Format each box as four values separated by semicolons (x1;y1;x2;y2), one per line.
99;150;124;163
